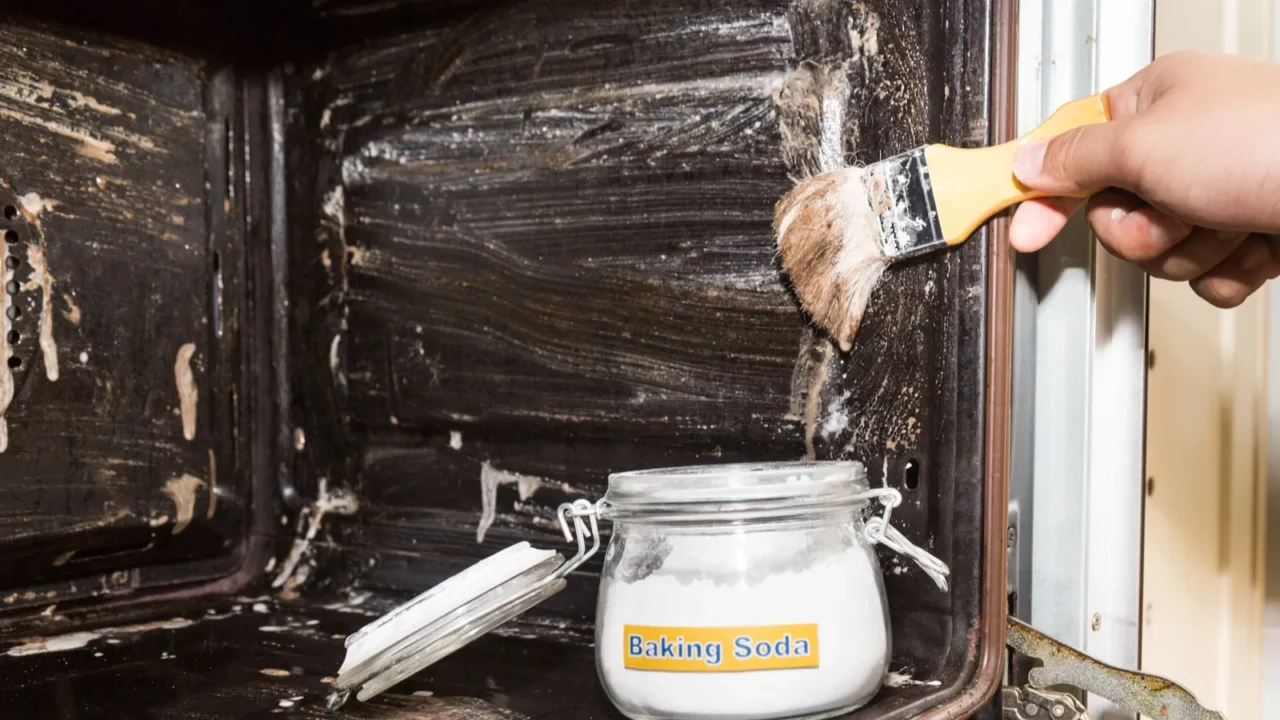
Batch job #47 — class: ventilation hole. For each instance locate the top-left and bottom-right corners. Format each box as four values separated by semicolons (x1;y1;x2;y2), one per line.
902;458;921;491
5;330;17;344
6;305;20;320
4;230;17;244
4;256;17;269
2;206;15;221
7;356;20;369
5;280;16;295
212;251;221;273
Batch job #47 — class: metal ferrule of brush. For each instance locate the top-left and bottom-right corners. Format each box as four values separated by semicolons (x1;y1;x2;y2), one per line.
867;147;947;261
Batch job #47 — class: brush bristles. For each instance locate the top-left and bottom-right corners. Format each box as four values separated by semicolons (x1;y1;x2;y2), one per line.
774;168;889;352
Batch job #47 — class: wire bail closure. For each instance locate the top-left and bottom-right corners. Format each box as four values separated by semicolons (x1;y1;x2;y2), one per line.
859;487;950;591
558;493;948;592
554;498;602;579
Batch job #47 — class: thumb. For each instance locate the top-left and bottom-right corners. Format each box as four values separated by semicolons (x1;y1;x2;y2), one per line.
1012;121;1136;195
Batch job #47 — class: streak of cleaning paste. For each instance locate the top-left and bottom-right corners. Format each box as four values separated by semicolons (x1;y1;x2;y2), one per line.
63;293;82;324
0;71;162;162
0;70;121;117
846;5;881;68
786;330;820;422
802;343;832;460
271;478;360;589
174;343;198;441
321;185;345;226
0;107;117;164
23;244;59;381
5;617;196;657
20;192;56;220
329;334;342;383
817;80;848;171
884;671;941;688
321;591;371;614
162;474;206;535
475;461;582;543
5;632;99;656
792;62;851;459
819;394;851;440
449;431;463;450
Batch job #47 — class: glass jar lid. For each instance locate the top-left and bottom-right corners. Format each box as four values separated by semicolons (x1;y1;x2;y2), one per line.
602;461;870;520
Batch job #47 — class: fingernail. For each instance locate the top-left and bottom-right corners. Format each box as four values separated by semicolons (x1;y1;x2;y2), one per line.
1110;206;1129;222
1240;242;1270;272
1013;140;1049;184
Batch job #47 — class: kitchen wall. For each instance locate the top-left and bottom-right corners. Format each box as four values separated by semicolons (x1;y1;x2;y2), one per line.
1267;0;1280;700
1144;2;1273;719
1267;4;1280;713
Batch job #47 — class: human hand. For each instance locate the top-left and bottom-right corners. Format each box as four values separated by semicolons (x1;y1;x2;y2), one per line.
1008;50;1280;307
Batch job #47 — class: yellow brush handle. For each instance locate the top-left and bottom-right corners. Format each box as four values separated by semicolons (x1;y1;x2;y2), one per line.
924;94;1112;246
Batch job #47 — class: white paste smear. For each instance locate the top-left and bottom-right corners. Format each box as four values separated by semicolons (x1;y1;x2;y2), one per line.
175;343;198;441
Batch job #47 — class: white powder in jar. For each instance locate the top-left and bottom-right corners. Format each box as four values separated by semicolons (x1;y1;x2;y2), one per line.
596;522;890;720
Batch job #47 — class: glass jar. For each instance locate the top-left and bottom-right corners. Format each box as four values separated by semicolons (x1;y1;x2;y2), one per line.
330;461;949;720
595;461;892;720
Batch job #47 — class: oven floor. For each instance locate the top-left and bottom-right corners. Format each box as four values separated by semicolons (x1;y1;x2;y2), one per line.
0;598;611;719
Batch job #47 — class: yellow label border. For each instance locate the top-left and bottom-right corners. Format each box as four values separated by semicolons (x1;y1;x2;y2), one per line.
622;624;819;673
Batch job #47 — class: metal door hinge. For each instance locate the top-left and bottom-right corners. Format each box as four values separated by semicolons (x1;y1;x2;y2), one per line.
1006;618;1224;720
1002;686;1087;720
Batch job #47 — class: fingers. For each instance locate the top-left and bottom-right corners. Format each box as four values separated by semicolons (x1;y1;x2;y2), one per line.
1140;228;1247;281
1018;52;1177;194
1101;73;1144;119
1008;197;1084;252
1189;234;1280;308
1013;119;1140;195
1085;193;1274;306
1085;190;1193;262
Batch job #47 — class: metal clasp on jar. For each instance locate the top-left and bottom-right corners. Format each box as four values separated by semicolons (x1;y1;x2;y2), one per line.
858;488;951;591
558;492;949;592
554;498;604;578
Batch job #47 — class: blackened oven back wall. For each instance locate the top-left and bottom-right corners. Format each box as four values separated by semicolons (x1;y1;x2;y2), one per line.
285;0;988;683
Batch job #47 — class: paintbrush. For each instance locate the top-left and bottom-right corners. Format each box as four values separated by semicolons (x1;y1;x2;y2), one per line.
774;94;1111;350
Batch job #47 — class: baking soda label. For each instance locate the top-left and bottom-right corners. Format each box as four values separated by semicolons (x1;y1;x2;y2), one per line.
622;624;819;672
